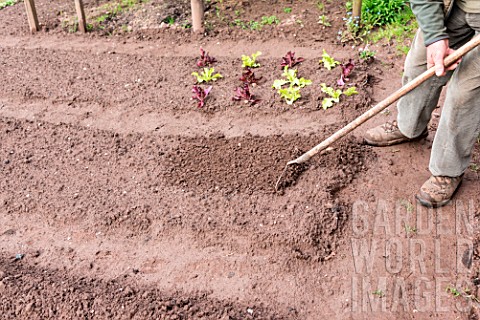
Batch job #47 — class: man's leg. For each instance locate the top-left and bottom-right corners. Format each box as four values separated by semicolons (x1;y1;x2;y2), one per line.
396;31;452;138
363;30;451;146
417;9;480;208
429;42;480;176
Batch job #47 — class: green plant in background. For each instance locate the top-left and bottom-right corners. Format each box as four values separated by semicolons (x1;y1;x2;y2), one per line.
163;16;175;25
318;15;331;27
191;68;223;83
341;0;416;45
273;67;312;105
359;46;376;61
242;51;262;68
0;0;18;10
284;7;292;13
362;0;407;27
249;20;261;30
317;1;325;11
260;15;280;25
320;49;340;70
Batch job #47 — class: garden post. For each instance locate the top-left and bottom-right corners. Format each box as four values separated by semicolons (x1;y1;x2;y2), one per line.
191;0;204;33
352;0;362;26
74;0;87;33
24;0;39;33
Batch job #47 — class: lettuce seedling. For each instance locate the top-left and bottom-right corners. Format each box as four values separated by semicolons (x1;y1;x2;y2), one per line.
240;68;262;85
232;83;261;105
242;51;262;68
192;85;212;108
320;83;358;110
272;67;312;105
320;49;340;70
338;59;355;86
197;48;217;68
320;83;342;110
343;86;358;96
278;86;302;105
280;51;305;69
273;67;312;89
192;67;223;83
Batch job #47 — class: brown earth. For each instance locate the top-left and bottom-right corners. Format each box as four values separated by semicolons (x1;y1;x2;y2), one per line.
1;0;480;319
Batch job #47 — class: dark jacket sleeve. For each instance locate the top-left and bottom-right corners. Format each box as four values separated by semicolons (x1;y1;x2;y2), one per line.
410;0;448;46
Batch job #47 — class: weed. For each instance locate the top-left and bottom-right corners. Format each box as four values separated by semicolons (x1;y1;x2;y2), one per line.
317;1;325;11
470;163;480;173
446;286;462;297
445;286;480;302
284;7;292;13
400;199;414;214
163;16;175;25
372;290;385;297
261;15;280;26
396;44;411;55
249;20;261;30
318;15;331;27
359;46;376;61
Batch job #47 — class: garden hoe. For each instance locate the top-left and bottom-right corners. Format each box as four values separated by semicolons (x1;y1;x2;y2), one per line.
275;34;480;191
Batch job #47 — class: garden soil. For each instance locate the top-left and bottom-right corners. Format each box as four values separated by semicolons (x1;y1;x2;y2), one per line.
1;0;480;319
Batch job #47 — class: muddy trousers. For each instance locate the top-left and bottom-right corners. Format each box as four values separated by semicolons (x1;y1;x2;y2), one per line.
396;5;480;177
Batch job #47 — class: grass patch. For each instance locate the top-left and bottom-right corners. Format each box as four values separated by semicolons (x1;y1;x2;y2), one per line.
61;0;149;33
0;0;19;10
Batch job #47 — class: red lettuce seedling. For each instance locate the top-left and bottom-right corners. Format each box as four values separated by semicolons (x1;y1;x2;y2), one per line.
280;51;305;69
192;85;212;108
338;59;355;86
240;68;262;85
232;83;260;105
196;48;217;68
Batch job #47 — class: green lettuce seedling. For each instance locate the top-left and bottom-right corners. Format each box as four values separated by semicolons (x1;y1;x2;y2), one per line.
192;67;223;83
273;67;312;105
278;86;302;105
242;51;262;68
320;83;358;110
320;49;340;70
343;86;358;96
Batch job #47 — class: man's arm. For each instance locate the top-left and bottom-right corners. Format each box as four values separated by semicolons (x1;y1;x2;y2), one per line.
410;0;448;46
410;0;459;76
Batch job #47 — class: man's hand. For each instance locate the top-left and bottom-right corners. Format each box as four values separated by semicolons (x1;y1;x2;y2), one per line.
427;39;460;77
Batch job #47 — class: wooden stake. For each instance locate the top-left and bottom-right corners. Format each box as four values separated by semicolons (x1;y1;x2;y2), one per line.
191;0;204;33
352;0;362;23
24;0;39;33
74;0;87;33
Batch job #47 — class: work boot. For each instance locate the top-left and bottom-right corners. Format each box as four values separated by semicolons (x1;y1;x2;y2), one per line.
416;175;464;208
364;120;428;147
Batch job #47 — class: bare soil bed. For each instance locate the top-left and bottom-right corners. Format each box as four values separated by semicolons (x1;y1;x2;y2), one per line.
1;0;480;319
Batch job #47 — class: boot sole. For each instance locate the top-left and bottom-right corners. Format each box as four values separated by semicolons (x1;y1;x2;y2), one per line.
415;180;463;208
364;131;428;147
